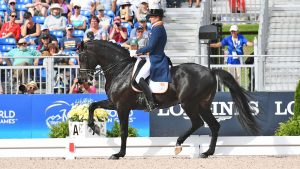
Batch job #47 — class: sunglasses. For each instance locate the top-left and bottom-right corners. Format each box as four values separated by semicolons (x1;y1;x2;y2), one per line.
10;15;17;18
10;2;16;5
137;31;143;33
18;43;27;46
74;6;81;9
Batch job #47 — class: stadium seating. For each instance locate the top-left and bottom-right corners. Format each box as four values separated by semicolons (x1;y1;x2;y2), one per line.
50;30;64;44
104;10;115;19
80;10;91;19
0;4;7;11
32;16;45;24
16;4;28;11
16;0;32;3
72;30;85;41
0;38;17;53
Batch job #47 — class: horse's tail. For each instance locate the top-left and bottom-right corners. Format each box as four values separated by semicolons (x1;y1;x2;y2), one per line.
212;69;260;135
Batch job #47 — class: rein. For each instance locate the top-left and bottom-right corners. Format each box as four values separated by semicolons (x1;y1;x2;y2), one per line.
80;57;132;77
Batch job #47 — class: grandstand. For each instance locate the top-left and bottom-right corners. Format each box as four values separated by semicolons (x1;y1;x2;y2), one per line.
0;0;299;94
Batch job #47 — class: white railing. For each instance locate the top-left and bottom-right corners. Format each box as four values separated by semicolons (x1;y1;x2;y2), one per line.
210;0;262;24
1;55;299;94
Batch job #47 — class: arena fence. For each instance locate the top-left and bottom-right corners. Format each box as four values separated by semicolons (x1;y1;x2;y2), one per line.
0;136;299;159
0;54;299;94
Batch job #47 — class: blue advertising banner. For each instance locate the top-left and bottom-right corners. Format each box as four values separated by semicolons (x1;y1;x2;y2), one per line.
150;92;295;136
0;94;149;138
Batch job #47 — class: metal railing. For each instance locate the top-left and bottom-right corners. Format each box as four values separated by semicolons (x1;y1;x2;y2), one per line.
1;54;299;94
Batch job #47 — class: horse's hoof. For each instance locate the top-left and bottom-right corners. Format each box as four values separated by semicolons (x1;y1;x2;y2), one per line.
174;146;182;155
109;155;120;160
199;153;209;158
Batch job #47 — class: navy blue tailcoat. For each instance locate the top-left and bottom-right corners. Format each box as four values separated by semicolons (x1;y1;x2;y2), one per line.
136;24;171;82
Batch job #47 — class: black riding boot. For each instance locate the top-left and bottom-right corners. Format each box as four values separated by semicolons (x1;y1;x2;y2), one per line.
138;78;158;112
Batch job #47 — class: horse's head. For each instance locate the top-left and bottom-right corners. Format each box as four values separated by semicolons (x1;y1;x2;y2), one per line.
78;40;132;81
78;41;98;81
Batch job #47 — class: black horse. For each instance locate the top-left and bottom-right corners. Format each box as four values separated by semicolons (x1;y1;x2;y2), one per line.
79;40;259;159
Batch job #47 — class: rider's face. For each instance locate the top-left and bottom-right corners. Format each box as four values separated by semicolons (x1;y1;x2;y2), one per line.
149;16;160;24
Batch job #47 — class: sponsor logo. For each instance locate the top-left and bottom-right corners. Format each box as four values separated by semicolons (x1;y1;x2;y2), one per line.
107;110;136;123
0;110;18;124
274;101;294;115
45;101;71;128
157;101;260;127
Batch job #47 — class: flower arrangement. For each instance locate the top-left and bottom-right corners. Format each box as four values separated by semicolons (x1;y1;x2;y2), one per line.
68;100;108;122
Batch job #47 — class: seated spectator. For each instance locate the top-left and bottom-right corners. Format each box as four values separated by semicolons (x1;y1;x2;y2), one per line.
33;25;58;46
7;38;41;83
69;0;96;15
0;11;21;40
135;0;149;21
122;26;148;50
25;0;50;17
52;0;69;18
84;16;107;40
34;43;66;65
44;3;67;31
37;33;51;53
68;3;87;31
96;4;111;31
130;16;149;38
21;12;41;39
109;16;127;44
60;24;81;52
69;78;97;94
96;0;117;13
119;0;134;26
5;0;24;24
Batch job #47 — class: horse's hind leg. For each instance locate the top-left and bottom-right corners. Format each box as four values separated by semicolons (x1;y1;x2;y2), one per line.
175;103;204;155
198;106;220;158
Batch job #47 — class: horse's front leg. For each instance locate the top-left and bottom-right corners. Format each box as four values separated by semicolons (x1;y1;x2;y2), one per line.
109;108;130;160
88;99;115;134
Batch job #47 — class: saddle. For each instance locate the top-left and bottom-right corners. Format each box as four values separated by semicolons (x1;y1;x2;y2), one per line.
131;58;169;94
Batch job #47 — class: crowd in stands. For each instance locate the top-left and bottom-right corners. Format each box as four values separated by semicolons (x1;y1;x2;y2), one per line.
0;0;163;94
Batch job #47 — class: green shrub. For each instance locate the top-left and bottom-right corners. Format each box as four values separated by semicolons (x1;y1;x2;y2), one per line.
107;121;138;137
49;121;69;138
275;80;300;136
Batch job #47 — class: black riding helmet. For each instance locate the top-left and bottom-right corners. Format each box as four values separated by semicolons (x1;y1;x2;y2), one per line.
146;9;164;20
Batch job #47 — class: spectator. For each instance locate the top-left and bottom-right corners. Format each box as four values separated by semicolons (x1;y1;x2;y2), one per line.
44;3;67;31
109;16;127;44
69;0;96;15
21;12;41;39
130;16;149;38
25;0;50;17
84;16;107;40
96;0;117;13
37;33;51;53
5;0;24;24
60;24;81;52
68;3;87;31
69;78;97;94
210;25;253;83
34;43;67;65
122;26;148;50
52;0;69;18
119;0;134;26
33;25;58;46
7;38;41;83
96;4;111;31
188;0;200;8
135;0;149;22
0;11;21;40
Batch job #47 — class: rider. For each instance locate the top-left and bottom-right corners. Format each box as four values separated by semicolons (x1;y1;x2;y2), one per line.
135;9;171;112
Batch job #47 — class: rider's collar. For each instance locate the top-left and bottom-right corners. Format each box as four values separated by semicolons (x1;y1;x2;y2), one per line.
151;21;163;29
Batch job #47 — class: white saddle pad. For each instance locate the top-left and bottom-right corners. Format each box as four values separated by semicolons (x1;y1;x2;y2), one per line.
132;58;168;94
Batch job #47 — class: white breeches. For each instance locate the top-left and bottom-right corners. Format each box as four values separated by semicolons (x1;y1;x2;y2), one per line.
135;57;151;83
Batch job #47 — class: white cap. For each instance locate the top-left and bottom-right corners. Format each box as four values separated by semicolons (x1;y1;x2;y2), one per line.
230;25;238;31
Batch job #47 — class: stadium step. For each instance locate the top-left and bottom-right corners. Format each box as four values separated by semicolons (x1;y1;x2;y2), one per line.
268;35;300;42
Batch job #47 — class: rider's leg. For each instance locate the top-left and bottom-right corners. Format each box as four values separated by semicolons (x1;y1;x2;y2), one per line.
135;57;157;112
138;77;158;112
